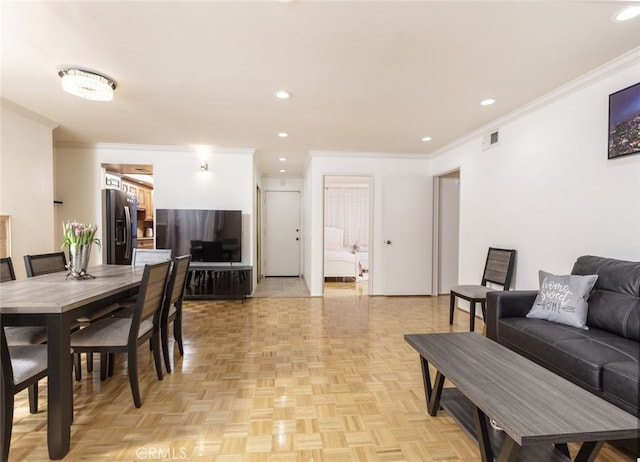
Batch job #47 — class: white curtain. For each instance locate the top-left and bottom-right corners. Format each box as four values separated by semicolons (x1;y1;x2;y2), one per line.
324;187;369;250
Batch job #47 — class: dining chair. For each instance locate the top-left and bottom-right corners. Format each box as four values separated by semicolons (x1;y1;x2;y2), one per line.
23;251;67;277
160;255;191;373
70;260;171;408
23;252;121;379
449;247;517;332
1;321;49;461
131;248;172;267
1;257;48;346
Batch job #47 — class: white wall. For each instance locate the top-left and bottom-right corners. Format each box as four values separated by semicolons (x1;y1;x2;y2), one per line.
306;152;431;296
432;49;640;291
54;145;256;268
0;100;57;279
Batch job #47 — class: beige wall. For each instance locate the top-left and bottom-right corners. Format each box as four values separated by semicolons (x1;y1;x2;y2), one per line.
0;100;57;279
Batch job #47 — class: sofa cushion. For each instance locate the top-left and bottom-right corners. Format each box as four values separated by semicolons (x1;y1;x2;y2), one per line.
602;361;640;417
498;317;638;392
572;255;640;340
526;270;597;329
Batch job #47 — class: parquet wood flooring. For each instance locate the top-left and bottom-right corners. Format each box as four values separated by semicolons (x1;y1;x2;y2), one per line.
6;282;632;461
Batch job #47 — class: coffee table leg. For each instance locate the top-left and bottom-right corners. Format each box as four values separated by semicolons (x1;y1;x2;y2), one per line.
428;371;445;416
573;441;604;462
420;356;432;407
472;406;495;462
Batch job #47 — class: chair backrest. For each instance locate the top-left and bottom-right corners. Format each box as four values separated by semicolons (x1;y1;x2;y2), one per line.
131;248;172;267
481;247;517;289
129;260;171;342
24;252;67;277
162;255;192;321
0;256;16;282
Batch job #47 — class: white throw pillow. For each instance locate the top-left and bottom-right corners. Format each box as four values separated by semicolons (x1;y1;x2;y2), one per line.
526;270;598;329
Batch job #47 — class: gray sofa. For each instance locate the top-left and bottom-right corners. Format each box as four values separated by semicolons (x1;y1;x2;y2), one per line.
486;255;639;453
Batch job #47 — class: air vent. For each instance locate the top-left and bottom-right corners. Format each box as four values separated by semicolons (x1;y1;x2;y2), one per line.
482;129;500;150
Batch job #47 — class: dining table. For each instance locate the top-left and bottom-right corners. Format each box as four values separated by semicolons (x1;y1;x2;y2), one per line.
0;264;145;460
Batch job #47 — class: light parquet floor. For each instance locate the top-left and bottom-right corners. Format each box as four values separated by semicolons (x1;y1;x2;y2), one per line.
7;281;632;461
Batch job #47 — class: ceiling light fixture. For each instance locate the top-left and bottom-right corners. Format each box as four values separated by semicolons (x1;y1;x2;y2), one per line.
613;5;640;21
58;68;117;101
279;157;287;161
274;90;291;99
422;136;432;142
200;161;208;171
480;98;496;106
280;169;286;173
278;132;288;138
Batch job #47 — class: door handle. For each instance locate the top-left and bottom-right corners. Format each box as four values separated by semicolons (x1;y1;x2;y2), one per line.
385;240;392;245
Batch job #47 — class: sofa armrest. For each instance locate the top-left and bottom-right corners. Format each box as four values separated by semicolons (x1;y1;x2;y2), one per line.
486;290;538;341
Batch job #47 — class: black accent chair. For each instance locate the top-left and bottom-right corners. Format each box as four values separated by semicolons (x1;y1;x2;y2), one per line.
70;260;171;408
449;247;516;331
161;255;191;373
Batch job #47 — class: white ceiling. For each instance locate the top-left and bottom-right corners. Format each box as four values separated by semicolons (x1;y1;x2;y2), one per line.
2;1;640;177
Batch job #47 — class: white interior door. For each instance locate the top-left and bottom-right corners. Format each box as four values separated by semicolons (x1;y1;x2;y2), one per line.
264;191;300;276
382;176;432;295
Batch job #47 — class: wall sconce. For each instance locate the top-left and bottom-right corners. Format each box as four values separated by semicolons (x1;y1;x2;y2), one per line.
200;161;208;171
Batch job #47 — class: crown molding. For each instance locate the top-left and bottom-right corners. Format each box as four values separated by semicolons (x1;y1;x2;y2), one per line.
1;98;58;129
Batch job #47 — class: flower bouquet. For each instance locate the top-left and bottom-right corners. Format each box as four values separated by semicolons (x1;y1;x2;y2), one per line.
61;221;101;279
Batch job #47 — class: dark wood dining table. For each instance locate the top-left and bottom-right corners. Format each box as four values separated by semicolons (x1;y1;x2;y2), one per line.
0;264;144;460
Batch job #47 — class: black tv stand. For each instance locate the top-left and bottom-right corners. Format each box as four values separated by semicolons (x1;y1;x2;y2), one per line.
185;262;252;301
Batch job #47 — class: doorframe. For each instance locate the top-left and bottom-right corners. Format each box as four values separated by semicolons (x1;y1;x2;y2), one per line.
432;169;461;296
322;174;373;295
263;189;301;277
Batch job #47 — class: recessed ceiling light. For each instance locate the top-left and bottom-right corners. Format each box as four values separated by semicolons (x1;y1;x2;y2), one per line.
274;90;291;99
613;5;640;21
58;68;116;101
422;136;432;142
279;169;286;173
279;157;287;162
278;132;288;138
480;98;496;106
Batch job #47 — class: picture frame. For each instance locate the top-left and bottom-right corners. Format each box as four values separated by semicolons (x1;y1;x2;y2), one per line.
0;215;12;258
608;81;640;159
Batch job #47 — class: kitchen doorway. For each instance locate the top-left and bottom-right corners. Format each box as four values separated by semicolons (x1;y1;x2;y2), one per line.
101;163;154;259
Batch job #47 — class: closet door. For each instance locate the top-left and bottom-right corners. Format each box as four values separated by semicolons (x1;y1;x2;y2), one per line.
382;175;432;295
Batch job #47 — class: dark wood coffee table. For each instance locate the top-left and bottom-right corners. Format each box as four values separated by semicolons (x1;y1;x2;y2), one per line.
404;332;640;462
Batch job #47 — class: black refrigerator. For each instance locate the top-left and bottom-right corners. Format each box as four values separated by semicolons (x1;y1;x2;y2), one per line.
103;189;137;264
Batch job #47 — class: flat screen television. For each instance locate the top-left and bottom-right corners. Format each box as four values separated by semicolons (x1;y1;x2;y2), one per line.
156;209;242;263
608;81;640;159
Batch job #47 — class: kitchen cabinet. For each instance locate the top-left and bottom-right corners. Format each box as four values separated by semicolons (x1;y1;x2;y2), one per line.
137;238;154;249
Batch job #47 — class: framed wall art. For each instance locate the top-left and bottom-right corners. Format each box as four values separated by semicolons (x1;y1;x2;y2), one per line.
608;81;640;159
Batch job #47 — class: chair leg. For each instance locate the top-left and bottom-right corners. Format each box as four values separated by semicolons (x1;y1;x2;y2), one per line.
470;302;476;332
108;353;115;377
162;322;172;374
86;352;93;372
1;386;15;462
449;294;455;325
127;347;142;408
152;333;164;381
480;301;487;323
100;353;108;381
175;313;184;357
27;382;38;414
74;353;82;381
